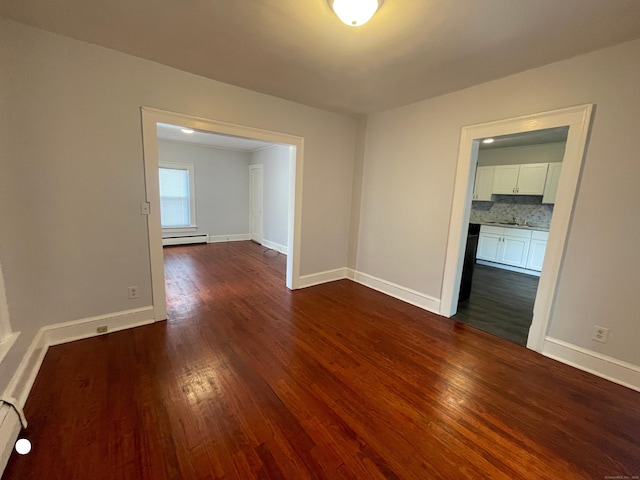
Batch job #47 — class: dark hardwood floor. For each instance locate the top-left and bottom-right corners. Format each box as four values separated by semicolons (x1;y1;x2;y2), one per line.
4;241;640;479
454;264;539;346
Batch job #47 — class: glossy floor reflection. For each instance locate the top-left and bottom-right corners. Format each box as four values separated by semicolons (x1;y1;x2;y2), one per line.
4;242;640;479
454;264;539;345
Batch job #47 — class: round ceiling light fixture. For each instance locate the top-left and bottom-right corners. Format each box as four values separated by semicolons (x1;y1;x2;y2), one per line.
482;138;495;144
328;0;384;27
181;128;195;134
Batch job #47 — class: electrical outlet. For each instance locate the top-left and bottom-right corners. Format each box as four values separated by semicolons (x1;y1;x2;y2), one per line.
592;326;609;343
97;325;108;334
128;286;139;299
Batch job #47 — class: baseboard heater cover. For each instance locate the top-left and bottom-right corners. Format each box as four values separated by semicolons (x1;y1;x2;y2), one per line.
163;234;208;246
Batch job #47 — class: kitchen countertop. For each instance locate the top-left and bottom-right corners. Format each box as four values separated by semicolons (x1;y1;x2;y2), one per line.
472;221;549;232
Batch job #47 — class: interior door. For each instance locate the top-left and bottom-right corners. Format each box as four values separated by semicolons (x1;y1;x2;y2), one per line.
249;164;264;244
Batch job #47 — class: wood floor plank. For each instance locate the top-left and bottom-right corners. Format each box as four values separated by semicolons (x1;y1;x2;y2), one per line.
454;264;539;345
3;241;639;479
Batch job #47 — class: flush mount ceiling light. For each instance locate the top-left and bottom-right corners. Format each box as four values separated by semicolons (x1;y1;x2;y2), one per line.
482;138;495;144
328;0;384;27
181;128;195;134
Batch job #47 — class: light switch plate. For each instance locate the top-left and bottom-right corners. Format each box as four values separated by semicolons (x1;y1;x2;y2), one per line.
140;202;150;215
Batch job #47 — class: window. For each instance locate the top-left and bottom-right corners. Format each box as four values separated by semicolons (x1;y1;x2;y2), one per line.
159;162;196;229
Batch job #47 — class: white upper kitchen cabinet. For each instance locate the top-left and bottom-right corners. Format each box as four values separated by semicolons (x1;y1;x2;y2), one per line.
492;163;549;195
542;163;562;204
492;165;520;194
472;166;495;201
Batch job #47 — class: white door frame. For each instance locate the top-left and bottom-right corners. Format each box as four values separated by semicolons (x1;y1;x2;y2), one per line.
249;164;264;244
140;107;304;321
439;104;593;352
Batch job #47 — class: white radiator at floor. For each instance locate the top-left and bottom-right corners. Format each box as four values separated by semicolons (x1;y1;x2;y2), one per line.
162;234;209;246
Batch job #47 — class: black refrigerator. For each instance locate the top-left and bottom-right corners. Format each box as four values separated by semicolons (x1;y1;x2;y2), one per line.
459;223;480;303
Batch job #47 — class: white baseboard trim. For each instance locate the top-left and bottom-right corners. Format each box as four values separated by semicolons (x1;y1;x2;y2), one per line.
476;260;540;277
208;234;251;243
542;337;640;392
0;306;155;476
261;239;289;255
0;405;22;475
4;330;47;409
42;306;155;347
298;268;347;288
347;269;441;315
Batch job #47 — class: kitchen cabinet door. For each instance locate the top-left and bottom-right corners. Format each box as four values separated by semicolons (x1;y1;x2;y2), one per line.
526;239;547;271
472;166;494;201
500;235;531;267
517;163;548;195
492;163;549;195
526;231;549;271
543;163;562;204
492;165;520;194
477;233;502;262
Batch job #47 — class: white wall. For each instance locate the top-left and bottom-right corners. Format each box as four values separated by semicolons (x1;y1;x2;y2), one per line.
158;140;251;237
0;19;357;394
357;39;640;367
477;142;566;166
249;146;291;250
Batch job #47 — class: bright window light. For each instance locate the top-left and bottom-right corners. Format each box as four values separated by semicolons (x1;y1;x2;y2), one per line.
159;163;196;228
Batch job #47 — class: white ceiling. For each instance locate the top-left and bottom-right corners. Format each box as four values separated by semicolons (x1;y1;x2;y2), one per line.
156;123;276;151
480;127;569;150
2;0;640;115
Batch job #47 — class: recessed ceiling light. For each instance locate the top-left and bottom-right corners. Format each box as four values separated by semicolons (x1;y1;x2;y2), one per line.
483;138;495;144
181;128;195;134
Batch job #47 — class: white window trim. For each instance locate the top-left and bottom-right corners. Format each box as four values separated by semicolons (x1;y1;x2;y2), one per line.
159;161;197;230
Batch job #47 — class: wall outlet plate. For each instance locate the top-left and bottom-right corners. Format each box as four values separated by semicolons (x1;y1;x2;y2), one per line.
592;325;609;343
128;286;139;299
97;325;108;334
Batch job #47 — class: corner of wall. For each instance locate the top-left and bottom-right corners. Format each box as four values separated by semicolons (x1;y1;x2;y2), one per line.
347;117;368;270
0;306;156;477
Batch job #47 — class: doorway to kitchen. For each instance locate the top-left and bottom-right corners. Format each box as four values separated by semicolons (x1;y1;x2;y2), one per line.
440;104;593;353
454;128;567;345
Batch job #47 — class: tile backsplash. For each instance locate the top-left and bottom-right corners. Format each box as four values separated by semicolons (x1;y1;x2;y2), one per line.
470;195;553;229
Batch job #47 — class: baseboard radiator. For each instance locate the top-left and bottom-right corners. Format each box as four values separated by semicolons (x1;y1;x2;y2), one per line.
163;234;208;246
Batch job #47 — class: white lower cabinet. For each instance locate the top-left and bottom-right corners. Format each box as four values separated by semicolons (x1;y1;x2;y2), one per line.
525;231;549;271
477;225;548;272
501;233;531;267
